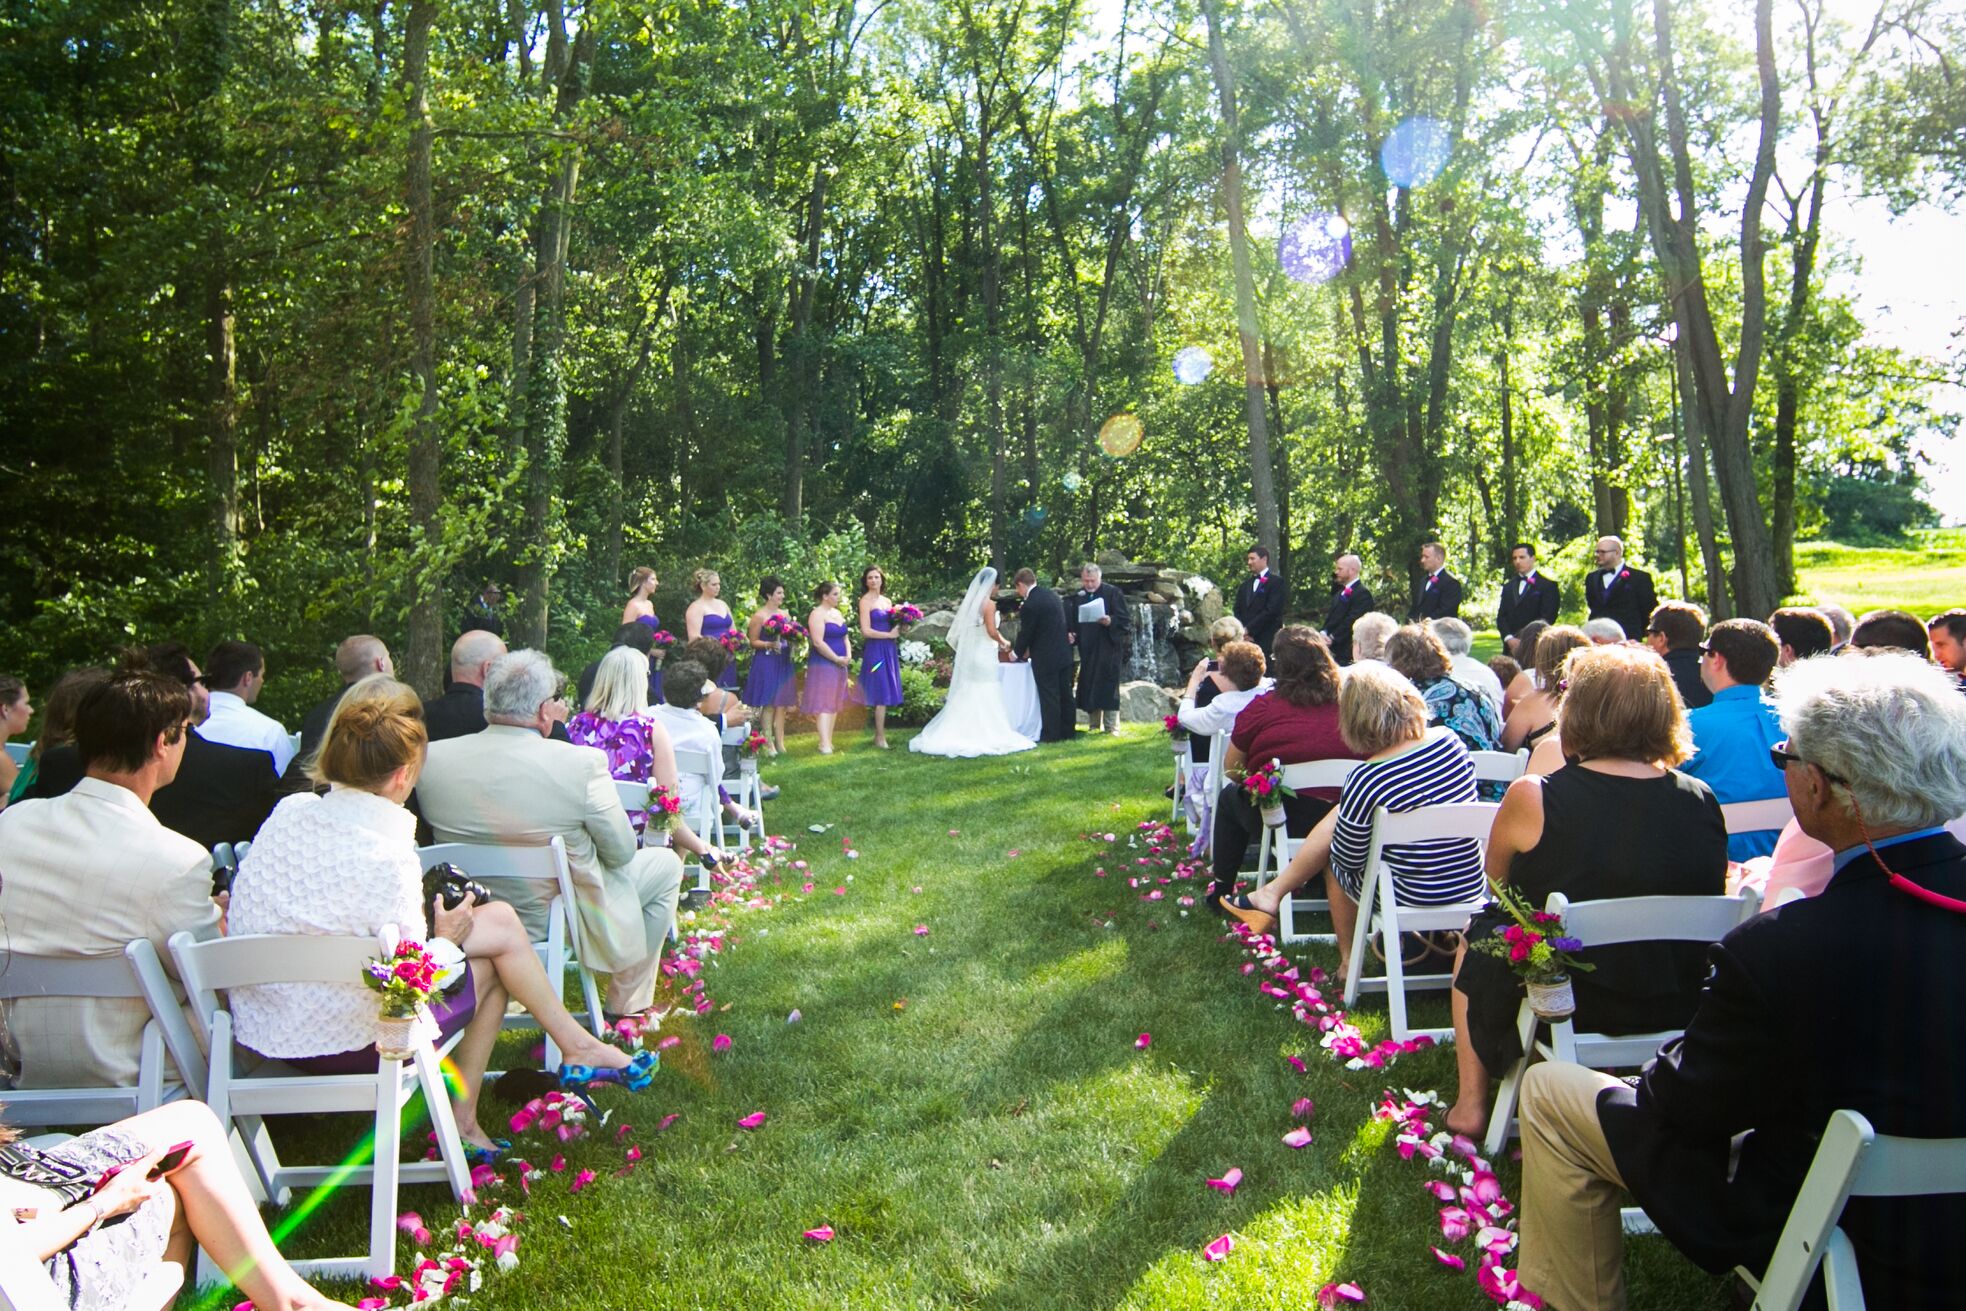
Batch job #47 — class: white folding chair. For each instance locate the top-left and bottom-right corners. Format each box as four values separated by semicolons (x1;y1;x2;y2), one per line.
167;930;471;1281
720;725;762;849
1469;748;1529;785
1483;888;1762;1154
1249;760;1362;946
1723;795;1795;836
672;747;720;894
416;836;604;1071
1341;801;1500;1043
1737;1109;1966;1310
0;940;207;1127
3;741;28;767
0;1244;180;1311
1200;731;1231;858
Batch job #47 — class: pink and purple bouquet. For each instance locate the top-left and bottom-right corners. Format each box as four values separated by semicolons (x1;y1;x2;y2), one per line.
648;629;677;649
891;603;924;626
1470;884;1593;984
645;783;685;834
717;629;743;654
761;614;806;646
736;728;769;759
362;940;442;1019
1162;713;1190;743
1239;758;1297;805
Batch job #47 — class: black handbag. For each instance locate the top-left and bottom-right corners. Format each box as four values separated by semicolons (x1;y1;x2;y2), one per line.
0;1143;99;1208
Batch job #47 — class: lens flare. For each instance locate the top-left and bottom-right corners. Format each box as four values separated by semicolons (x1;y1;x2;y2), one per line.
1172;346;1214;385
1381;117;1452;189
1279;212;1351;285
1024;505;1048;525
1061;470;1085;493
1098;414;1144;457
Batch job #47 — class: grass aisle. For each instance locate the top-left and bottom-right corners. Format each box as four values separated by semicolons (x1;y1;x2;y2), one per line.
266;728;1727;1310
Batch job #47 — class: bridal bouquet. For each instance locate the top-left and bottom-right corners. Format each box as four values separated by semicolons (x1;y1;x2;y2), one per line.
1470;884;1593;1018
891;602;924;626
1240;758;1297;827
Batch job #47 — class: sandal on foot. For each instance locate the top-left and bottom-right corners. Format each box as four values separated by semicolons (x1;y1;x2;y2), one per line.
560;1049;658;1093
1220;895;1278;936
463;1138;510;1166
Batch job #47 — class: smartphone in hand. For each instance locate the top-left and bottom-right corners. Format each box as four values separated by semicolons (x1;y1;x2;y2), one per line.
146;1141;194;1180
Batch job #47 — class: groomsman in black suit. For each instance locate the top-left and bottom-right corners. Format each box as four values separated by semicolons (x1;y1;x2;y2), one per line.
1584;535;1658;640
1232;546;1287;655
1320;554;1374;665
1010;568;1075;742
1410;540;1463;622
1496;542;1560;654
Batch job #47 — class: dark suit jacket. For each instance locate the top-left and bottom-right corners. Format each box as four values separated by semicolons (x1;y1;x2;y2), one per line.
1586;565;1658;640
18;738;281;850
1496;572;1560;640
15;744;84;802
298;683;354;760
423;682;569;744
1233;571;1287;652
1320;581;1375;665
1599;833;1966;1306
1662;646;1712;711
1012;586;1072;673
1412;570;1463;622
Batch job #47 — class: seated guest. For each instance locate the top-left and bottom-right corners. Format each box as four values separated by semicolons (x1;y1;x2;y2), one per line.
1582;617;1626;646
1;1101;359;1311
1818;602;1855;651
415;650;685;1027
1501;619;1550;715
651;657;757;831
1485;653;1522;708
1177;629;1263;762
1850;607;1932;659
128;643;281;851
1204;628;1362;906
575;622;658;709
1643;600;1711;710
1768;606;1833;667
1386;623;1502;752
1444;645;1726;1137
196;640;295;776
9;668;104;802
1682;618;1786;859
1516;652;1966;1310
0;670;221;1089
1220;664;1485;982
297;634;393;759
567;647;726;867
1502;625;1589;753
1925;609;1965;684
230;679;648;1156
0;673;30;808
424;629;507;742
1348;611;1398;669
1431;616;1504;716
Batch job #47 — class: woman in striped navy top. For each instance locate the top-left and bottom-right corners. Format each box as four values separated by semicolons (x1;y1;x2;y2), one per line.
1224;664;1485;980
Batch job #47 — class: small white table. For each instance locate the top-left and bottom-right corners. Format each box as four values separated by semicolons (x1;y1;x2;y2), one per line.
998;662;1042;740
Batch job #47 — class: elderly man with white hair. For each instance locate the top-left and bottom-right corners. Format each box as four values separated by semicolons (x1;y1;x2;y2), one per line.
1319;553;1375;666
1516;652;1966;1310
415;649;685;1026
1346;612;1398;670
1581;617;1626;646
1429;616;1504;715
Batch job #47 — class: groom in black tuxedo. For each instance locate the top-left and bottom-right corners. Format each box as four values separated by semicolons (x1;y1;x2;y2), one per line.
1011;569;1075;742
1232;546;1287;655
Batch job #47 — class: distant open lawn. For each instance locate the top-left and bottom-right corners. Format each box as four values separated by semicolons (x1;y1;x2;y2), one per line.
1793;528;1966;618
220;730;1723;1310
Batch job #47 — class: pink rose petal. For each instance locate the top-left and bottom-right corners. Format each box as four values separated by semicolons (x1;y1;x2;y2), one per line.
1281;1126;1313;1148
1134;1032;1152;1049
1201;1233;1235;1262
1292;1097;1314;1119
657;1034;681;1050
1430;1247;1465;1271
737;1111;768;1129
1205;1167;1243;1194
1438;1206;1471;1242
1470;1170;1503;1206
1317;1281;1366;1305
569;1168;596;1194
657;1113;681;1131
803;1225;835;1242
914;924;930;936
712;1033;733;1052
1423;1179;1457;1201
1285;1055;1307;1073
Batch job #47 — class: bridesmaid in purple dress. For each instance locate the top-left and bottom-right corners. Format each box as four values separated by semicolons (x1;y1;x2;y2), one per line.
621;565;665;703
800;581;853;754
742;575;797;756
685;568;741;691
850;565;905;749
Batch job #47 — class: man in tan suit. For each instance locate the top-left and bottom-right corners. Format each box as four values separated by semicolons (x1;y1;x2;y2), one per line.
415;649;683;1021
0;670;222;1088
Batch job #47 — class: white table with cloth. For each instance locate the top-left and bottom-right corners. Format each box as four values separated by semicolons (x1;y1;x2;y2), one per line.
998;662;1042;740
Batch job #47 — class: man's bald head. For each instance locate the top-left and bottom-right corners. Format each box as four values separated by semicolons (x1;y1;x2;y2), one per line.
1334;554;1361;584
450;630;508;687
334;634;393;683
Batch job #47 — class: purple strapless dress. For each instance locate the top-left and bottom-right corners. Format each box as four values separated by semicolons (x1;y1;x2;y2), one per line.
699;610;741;689
801;622;850;715
852;607;904;707
633;613;665;702
742;617;797;708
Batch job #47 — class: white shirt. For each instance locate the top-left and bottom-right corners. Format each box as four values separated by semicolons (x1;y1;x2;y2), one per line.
198;690;295;775
1449;653;1506;716
1177;677;1274;740
649;703;724;791
227;789;426;1059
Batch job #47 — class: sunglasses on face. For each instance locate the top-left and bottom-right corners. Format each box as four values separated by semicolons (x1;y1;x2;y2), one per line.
1770;739;1846;786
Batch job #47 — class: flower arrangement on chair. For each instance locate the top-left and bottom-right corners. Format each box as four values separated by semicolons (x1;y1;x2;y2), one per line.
1162;713;1190;749
361;937;452;1058
643;783;685;840
736;729;768;775
1239;758;1297;828
1469;884;1594;1019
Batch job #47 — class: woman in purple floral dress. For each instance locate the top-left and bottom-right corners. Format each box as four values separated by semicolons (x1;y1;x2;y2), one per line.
567;647;719;863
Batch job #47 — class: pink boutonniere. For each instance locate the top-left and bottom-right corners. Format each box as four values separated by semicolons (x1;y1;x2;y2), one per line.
1618;568;1630;580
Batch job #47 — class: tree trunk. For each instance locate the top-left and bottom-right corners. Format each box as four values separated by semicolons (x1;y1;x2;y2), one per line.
1498;298;1518;549
1202;0;1279;554
204;268;240;602
402;0;443;698
1676;333;1730;617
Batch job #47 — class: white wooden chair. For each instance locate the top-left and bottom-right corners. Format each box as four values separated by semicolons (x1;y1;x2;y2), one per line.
0;1243;180;1311
1169;735;1192;828
1200;730;1231;858
720;724;762;849
1248;760;1362;946
1469;748;1529;785
167;929;471;1281
1723;795;1795;836
671;747;720;893
3;741;28;767
415;836;604;1070
0;939;207;1127
1483;888;1762;1154
1737;1108;1966;1310
1341;801;1500;1043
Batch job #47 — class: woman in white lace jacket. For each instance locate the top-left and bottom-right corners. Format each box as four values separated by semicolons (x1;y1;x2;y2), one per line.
228;677;647;1157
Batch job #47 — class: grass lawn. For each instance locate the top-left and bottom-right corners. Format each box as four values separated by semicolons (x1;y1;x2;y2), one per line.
1792;528;1966;619
217;729;1725;1310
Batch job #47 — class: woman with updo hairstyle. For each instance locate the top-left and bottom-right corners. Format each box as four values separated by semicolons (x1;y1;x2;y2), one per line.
229;677;650;1157
1502;624;1589;753
742;575;797;755
801;580;853;753
684;567;740;691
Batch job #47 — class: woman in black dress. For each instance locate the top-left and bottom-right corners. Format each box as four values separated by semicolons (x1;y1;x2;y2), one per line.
1445;644;1727;1139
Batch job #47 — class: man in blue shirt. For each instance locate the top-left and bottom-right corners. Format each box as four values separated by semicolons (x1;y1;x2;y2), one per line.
1681;618;1786;858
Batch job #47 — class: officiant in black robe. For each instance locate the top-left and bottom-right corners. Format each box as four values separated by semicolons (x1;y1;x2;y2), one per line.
1069;564;1131;733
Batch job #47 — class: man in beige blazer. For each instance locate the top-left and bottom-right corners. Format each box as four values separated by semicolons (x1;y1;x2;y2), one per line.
0;670;222;1088
415;649;683;1020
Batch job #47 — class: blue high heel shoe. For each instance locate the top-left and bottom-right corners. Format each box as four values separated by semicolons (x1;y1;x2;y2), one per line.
559;1049;658;1093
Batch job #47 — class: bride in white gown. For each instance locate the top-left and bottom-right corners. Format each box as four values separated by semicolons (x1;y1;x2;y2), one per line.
908;567;1037;758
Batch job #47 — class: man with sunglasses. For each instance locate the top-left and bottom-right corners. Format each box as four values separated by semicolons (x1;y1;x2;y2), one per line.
1680;618;1787;859
1516;652;1966;1311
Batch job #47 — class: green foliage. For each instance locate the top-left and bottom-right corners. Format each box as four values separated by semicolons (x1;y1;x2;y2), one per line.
889;664;948;727
1820;478;1941;545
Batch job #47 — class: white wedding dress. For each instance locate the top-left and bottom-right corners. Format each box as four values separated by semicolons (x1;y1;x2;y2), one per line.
908;568;1037;758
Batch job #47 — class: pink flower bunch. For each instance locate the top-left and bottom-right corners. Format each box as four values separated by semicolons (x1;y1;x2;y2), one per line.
644;783;685;834
648;629;677;648
1238;758;1297;804
761;614;806;644
1162;713;1189;740
891;602;924;625
361;940;441;1016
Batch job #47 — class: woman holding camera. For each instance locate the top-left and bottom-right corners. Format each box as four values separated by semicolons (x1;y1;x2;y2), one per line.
228;677;648;1160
